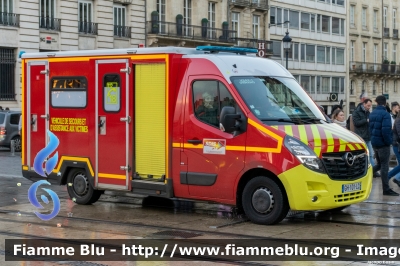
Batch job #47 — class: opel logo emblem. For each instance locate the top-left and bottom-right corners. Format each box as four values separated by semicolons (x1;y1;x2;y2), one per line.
343;152;355;166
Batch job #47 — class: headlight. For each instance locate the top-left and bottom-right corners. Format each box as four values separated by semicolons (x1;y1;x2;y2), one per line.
284;135;326;173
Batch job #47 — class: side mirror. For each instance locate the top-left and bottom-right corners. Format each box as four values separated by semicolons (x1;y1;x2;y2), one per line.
220;106;240;133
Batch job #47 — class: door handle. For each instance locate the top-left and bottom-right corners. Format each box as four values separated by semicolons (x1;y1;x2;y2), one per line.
40;114;49;121
187;139;202;144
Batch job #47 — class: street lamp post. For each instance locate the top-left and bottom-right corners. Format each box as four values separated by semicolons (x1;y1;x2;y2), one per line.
282;30;292;70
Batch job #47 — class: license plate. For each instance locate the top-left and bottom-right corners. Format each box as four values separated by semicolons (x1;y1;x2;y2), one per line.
342;182;361;193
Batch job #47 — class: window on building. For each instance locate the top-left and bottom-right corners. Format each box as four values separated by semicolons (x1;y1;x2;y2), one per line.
322;15;330;33
301;43;305;61
231;12;239;40
78;1;94;34
184;0;192;36
293;75;299;82
301;13;310;30
317;46;325;63
373;82;377;95
332;17;340;34
277;8;282;24
156;0;166;33
301;76;311;93
340;19;345;35
317;14;321;32
385;80;388;92
294;43;299;60
113;5;127;37
311;14;315;31
306;44;315;62
336;48;344;65
0;48;15;100
337;0;344;6
362;7;367;29
394;44;397;62
374;10;378;30
394;9;397;29
0;0;12;13
340;77;345;94
332;77;339;93
350;80;355;95
350;5;355;26
272;40;281;58
252;15;260;39
322;77;330;93
384;43;388;60
208;2;216;38
326;47;330;64
332;47;336;64
351;41;354;61
374;44;378;63
51;77;87;108
362;42;366;63
311;76;315;94
362;80;367;94
40;0;56;29
270;7;276;25
384;7;387;28
395;80;398;92
290;11;299;29
284;9;289;24
317;76;321;93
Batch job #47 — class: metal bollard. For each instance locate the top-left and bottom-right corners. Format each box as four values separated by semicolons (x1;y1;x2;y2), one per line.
10;140;15;157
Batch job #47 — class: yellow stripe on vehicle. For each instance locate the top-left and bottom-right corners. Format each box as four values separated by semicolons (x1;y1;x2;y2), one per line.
314;147;322;157
98;173;126;180
347;143;356;150
52;156;94;177
284;125;293;137
248;119;283;153
310;125;321;147
355;144;362;150
297;125;309;145
324;130;335;153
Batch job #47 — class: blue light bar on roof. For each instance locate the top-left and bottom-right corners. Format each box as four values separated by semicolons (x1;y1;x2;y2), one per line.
196;46;258;54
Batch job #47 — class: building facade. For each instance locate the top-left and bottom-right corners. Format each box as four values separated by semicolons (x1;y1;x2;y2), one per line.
0;0;146;110
269;0;347;116
349;0;400;112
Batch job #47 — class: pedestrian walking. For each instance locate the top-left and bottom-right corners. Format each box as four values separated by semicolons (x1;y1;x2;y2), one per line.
369;95;398;196
353;98;378;173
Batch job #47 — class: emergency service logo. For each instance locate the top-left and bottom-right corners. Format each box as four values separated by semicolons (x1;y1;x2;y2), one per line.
203;139;226;155
28;130;61;221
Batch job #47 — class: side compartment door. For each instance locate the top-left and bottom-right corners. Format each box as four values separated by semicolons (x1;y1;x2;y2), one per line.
96;59;132;190
26;61;48;169
183;77;246;200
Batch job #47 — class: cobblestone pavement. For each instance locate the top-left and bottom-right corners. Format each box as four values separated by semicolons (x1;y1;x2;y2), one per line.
0;148;22;178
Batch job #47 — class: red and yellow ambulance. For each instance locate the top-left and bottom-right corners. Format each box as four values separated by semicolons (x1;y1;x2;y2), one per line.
21;46;372;224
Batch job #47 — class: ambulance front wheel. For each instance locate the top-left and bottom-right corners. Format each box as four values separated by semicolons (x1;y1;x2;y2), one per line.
242;176;289;225
67;168;102;205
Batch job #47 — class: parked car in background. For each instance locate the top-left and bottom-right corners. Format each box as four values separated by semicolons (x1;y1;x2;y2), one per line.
0;111;21;152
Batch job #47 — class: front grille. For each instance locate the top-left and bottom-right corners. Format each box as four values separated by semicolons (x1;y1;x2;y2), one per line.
322;150;367;180
334;190;365;202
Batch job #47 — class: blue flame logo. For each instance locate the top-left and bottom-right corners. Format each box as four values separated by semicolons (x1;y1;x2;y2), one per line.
28;130;61;221
28;180;60;220
33;130;59;177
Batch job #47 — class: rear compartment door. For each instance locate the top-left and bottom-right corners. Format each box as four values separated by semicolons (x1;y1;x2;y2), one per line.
26;61;48;169
96;59;132;190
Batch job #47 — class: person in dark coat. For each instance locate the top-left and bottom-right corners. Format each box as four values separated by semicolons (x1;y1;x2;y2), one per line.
195;92;219;127
353;99;375;169
369;95;398;196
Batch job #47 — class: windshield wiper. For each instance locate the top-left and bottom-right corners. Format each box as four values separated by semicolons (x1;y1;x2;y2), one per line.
299;118;327;124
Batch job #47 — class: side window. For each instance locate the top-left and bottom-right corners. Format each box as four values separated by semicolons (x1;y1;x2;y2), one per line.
103;74;121;112
192;80;235;128
9;114;20;125
51;77;87;108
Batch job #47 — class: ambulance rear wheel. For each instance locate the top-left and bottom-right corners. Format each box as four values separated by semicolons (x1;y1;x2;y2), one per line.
242;176;289;225
67;168;101;205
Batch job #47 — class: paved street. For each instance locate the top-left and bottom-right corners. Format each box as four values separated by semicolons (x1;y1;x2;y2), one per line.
1;147;400;265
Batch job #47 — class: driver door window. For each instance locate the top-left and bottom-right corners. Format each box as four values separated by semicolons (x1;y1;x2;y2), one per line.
192;80;235;128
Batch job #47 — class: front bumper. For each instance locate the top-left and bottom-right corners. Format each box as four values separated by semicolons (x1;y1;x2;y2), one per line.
278;164;373;211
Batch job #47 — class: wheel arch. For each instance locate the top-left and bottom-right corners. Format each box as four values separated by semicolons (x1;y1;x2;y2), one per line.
57;157;96;189
236;168;288;212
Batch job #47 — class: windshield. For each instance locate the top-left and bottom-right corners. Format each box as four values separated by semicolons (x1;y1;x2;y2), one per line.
231;76;326;124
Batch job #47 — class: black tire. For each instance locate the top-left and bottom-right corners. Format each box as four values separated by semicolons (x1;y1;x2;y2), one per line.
242;176;289;225
326;205;350;213
67;168;102;205
11;136;21;152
